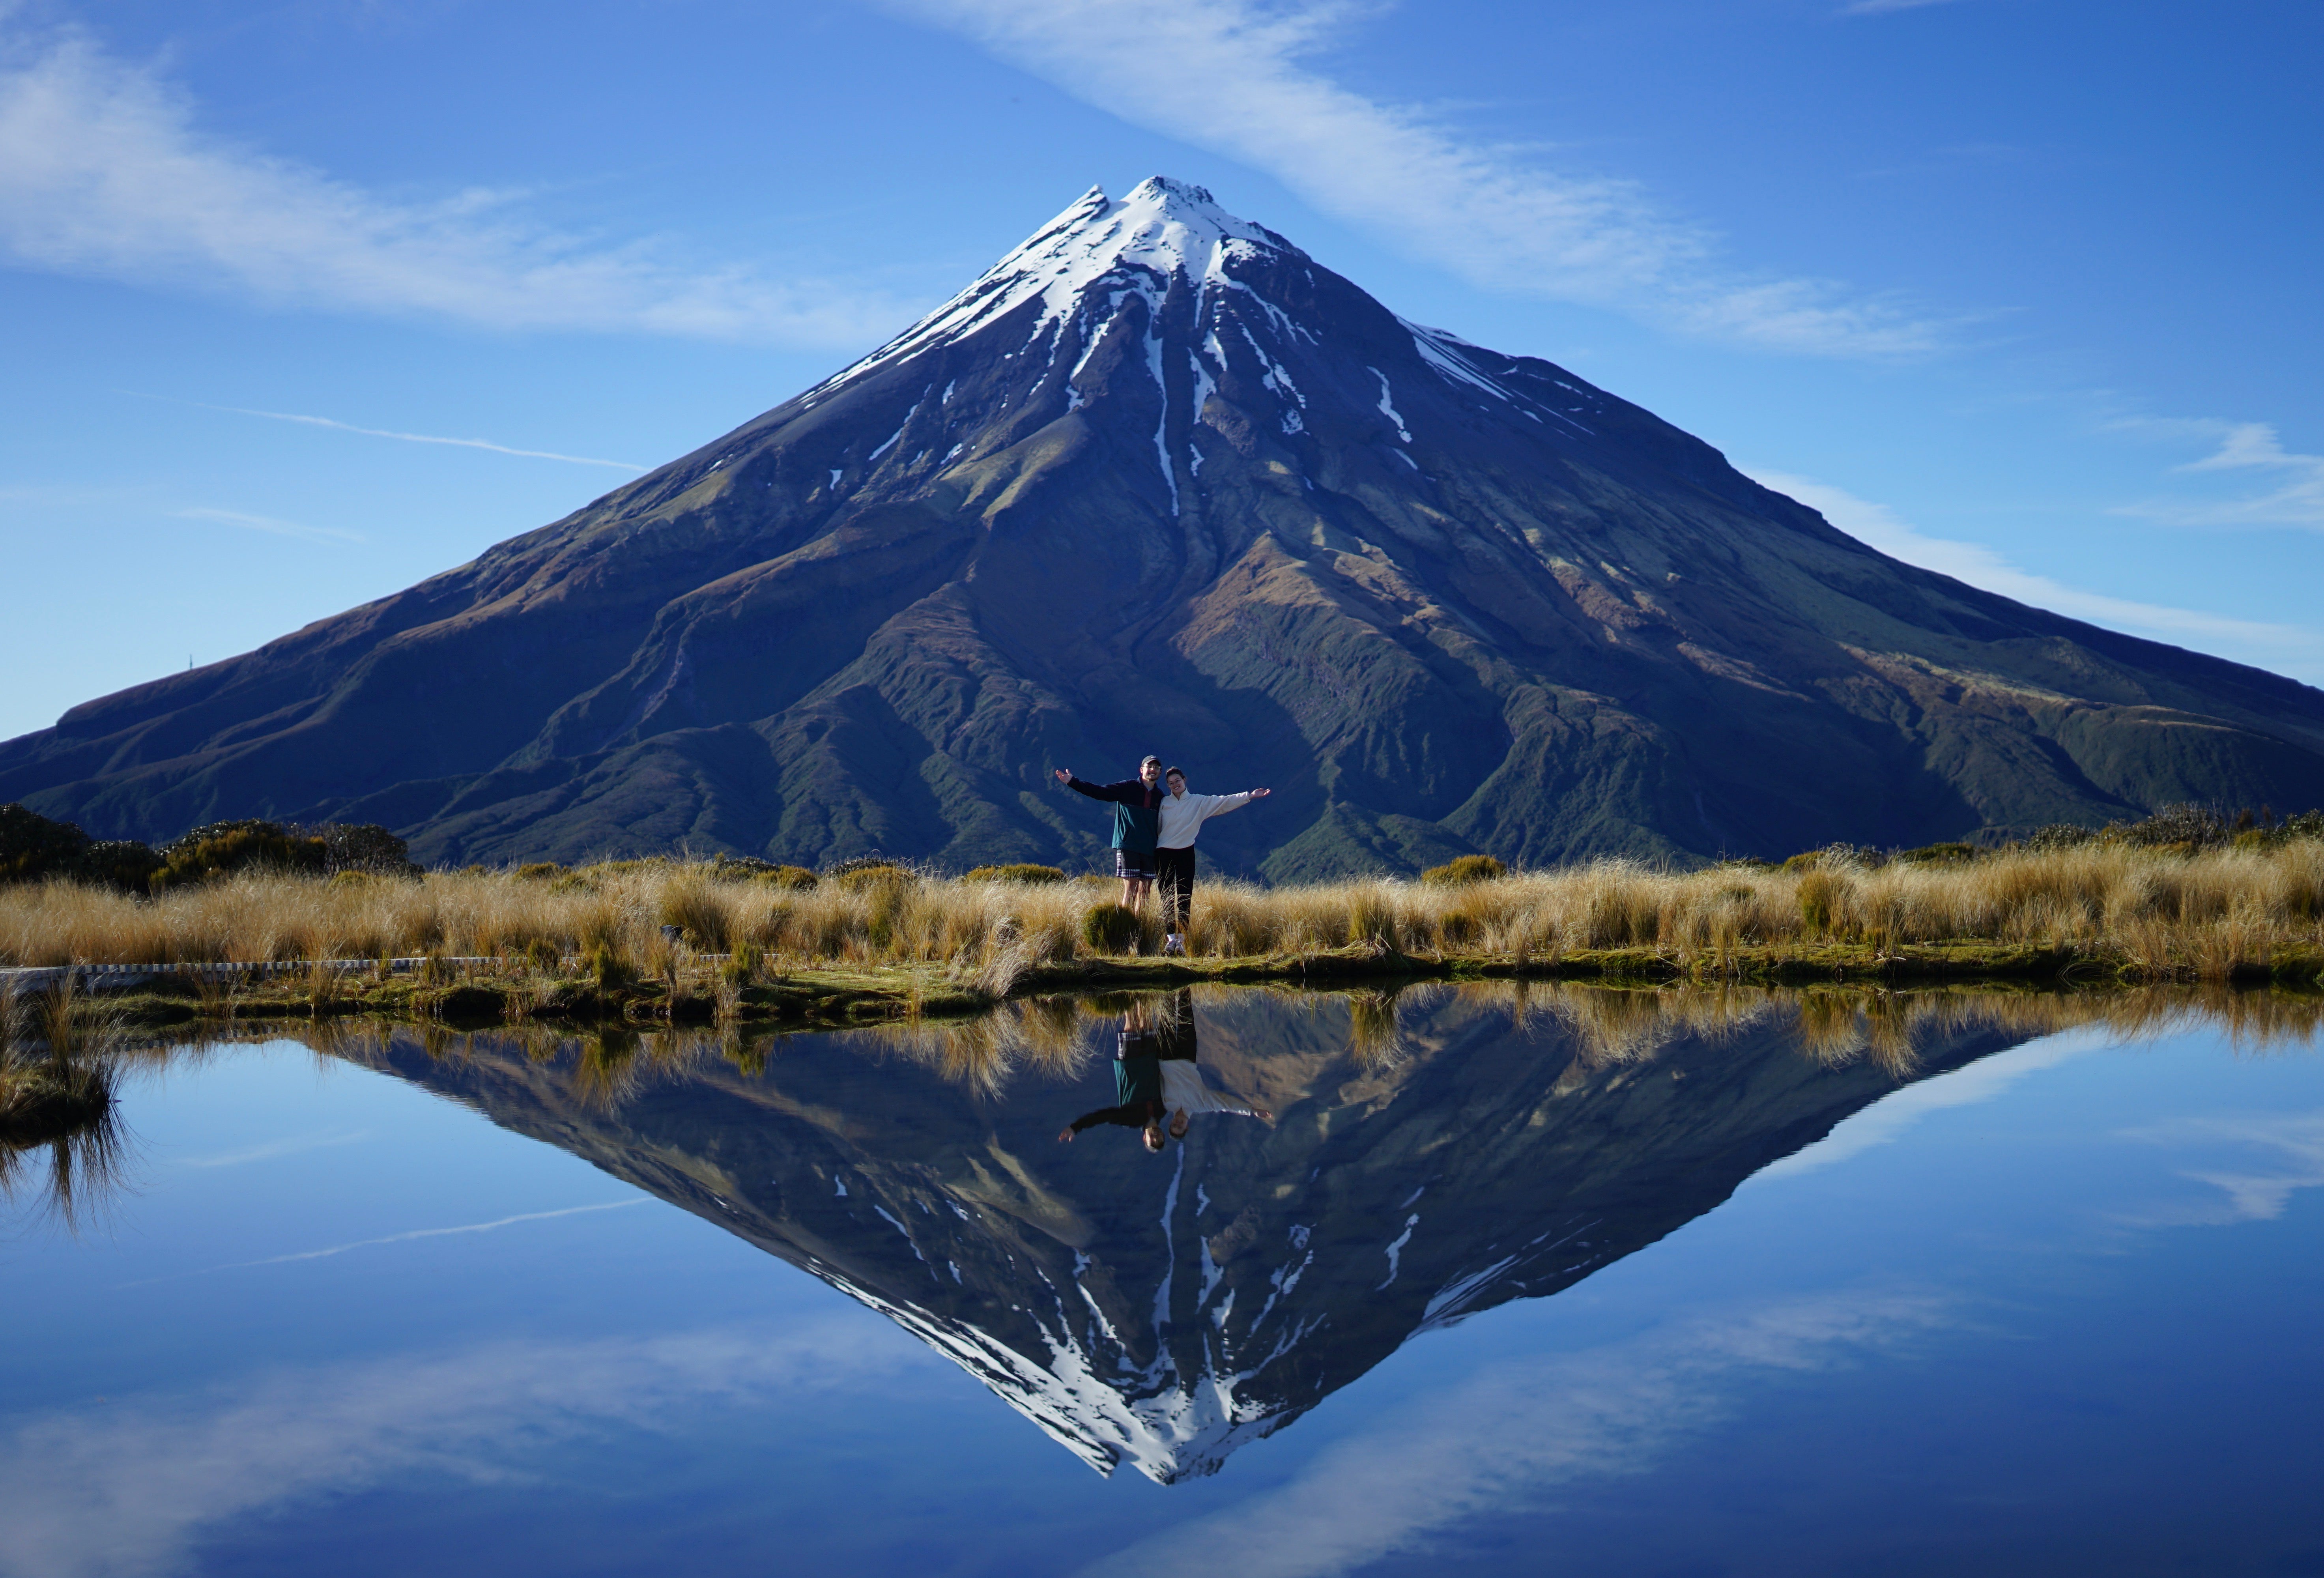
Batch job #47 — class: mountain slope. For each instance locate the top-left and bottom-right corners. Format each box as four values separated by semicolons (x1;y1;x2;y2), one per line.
7;177;2322;873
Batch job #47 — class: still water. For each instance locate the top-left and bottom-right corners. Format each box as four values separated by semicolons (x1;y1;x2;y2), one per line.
5;985;2323;1576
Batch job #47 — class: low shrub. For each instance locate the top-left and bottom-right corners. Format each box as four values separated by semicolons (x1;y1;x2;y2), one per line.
1784;844;1886;871
75;840;162;894
834;862;909;893
1420;854;1506;886
299;823;421;877
515;862;565;881
1081;903;1142;954
752;865;818;890
1895;842;1980;865
964;863;1066;884
710;855;780;880
0;803;93;884
152;821;325;890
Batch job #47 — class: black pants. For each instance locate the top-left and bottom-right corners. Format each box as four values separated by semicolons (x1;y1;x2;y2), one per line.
1155;847;1197;929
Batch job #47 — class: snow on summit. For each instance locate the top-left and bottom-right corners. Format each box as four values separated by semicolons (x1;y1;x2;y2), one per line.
815;177;1291;394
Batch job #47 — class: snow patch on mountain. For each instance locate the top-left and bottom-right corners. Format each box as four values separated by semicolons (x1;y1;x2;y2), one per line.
810;177;1285;400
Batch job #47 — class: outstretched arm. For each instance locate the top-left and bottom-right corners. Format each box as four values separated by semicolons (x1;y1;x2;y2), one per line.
1200;787;1270;822
1060;1104;1142;1139
1058;772;1134;803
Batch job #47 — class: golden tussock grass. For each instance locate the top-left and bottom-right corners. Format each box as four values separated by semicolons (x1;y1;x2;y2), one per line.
1;841;2321;985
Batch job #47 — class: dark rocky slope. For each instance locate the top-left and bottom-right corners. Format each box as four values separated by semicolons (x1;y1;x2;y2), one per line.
7;178;2322;873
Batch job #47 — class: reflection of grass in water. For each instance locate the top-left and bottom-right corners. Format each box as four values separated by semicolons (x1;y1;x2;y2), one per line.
1346;989;1406;1070
229;978;2324;1116
0;972;134;1234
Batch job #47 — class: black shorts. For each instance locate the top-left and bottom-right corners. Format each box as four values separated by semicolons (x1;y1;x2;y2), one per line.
1114;848;1159;880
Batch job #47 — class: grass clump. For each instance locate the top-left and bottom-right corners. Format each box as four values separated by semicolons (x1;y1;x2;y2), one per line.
963;864;1066;884
1081;903;1142;955
1421;854;1507;886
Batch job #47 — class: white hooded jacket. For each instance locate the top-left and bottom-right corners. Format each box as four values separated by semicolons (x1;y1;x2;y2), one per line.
1156;788;1255;849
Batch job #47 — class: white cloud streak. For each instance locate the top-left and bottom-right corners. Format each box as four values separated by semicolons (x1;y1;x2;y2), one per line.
2111;419;2324;531
198;1199;650;1274
1839;0;1960;15
174;506;364;545
0;26;899;344
1084;1292;1959;1578
0;1322;927;1578
893;0;1946;356
1754;1030;2106;1181
172;1127;368;1169
1747;469;2323;673
207;404;647;471
2118;1109;2324;1227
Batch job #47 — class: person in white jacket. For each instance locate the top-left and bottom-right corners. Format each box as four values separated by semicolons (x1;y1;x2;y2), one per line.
1154;766;1270;957
1157;989;1272;1139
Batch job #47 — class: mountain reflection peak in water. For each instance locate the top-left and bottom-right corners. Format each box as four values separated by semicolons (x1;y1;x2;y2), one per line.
280;983;2321;1485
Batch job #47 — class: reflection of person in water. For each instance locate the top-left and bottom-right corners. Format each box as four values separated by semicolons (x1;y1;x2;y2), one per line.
1058;999;1168;1152
1155;990;1272;1141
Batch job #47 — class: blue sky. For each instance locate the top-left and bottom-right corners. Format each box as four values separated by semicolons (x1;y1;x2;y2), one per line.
3;0;2318;742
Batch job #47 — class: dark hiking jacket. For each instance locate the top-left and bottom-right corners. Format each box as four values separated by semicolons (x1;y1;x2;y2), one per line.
1066;775;1164;853
1068;1036;1165;1132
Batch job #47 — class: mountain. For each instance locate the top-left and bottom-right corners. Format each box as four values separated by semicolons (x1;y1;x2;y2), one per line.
7;176;2323;874
341;988;2037;1482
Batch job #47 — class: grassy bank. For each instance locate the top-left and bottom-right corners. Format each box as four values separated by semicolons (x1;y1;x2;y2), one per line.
0;974;126;1227
3;838;2322;1030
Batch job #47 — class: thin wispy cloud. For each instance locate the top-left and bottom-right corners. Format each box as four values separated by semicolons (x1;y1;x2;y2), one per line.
173;1128;368;1170
127;1199;648;1284
0;24;899;344
2117;1109;2324;1228
894;0;1947;356
208;404;645;471
1748;469;2323;679
0;1323;928;1578
174;506;363;546
1755;1031;2106;1181
1086;1292;1960;1578
1840;0;1960;15
2110;418;2324;531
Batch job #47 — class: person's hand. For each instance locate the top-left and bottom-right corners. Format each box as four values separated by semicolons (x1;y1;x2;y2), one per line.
1053;768;1072;785
1056;1126;1076;1142
1250;787;1271;798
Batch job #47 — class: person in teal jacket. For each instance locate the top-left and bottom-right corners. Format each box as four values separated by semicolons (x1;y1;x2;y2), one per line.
1056;1000;1167;1152
1054;754;1166;912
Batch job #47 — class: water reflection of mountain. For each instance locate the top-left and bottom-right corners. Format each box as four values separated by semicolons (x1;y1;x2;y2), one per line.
351;988;2036;1483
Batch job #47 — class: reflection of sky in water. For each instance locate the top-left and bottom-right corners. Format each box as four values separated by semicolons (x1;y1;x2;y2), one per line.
3;1011;2322;1577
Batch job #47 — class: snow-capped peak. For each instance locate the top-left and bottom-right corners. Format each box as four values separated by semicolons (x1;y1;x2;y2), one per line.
811;178;1289;396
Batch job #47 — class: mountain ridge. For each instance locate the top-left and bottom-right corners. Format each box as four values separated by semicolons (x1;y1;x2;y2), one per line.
7;176;2322;873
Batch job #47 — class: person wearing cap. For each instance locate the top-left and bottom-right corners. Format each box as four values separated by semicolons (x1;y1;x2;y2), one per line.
1054;755;1167;914
1153;766;1270;956
1056;998;1169;1152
